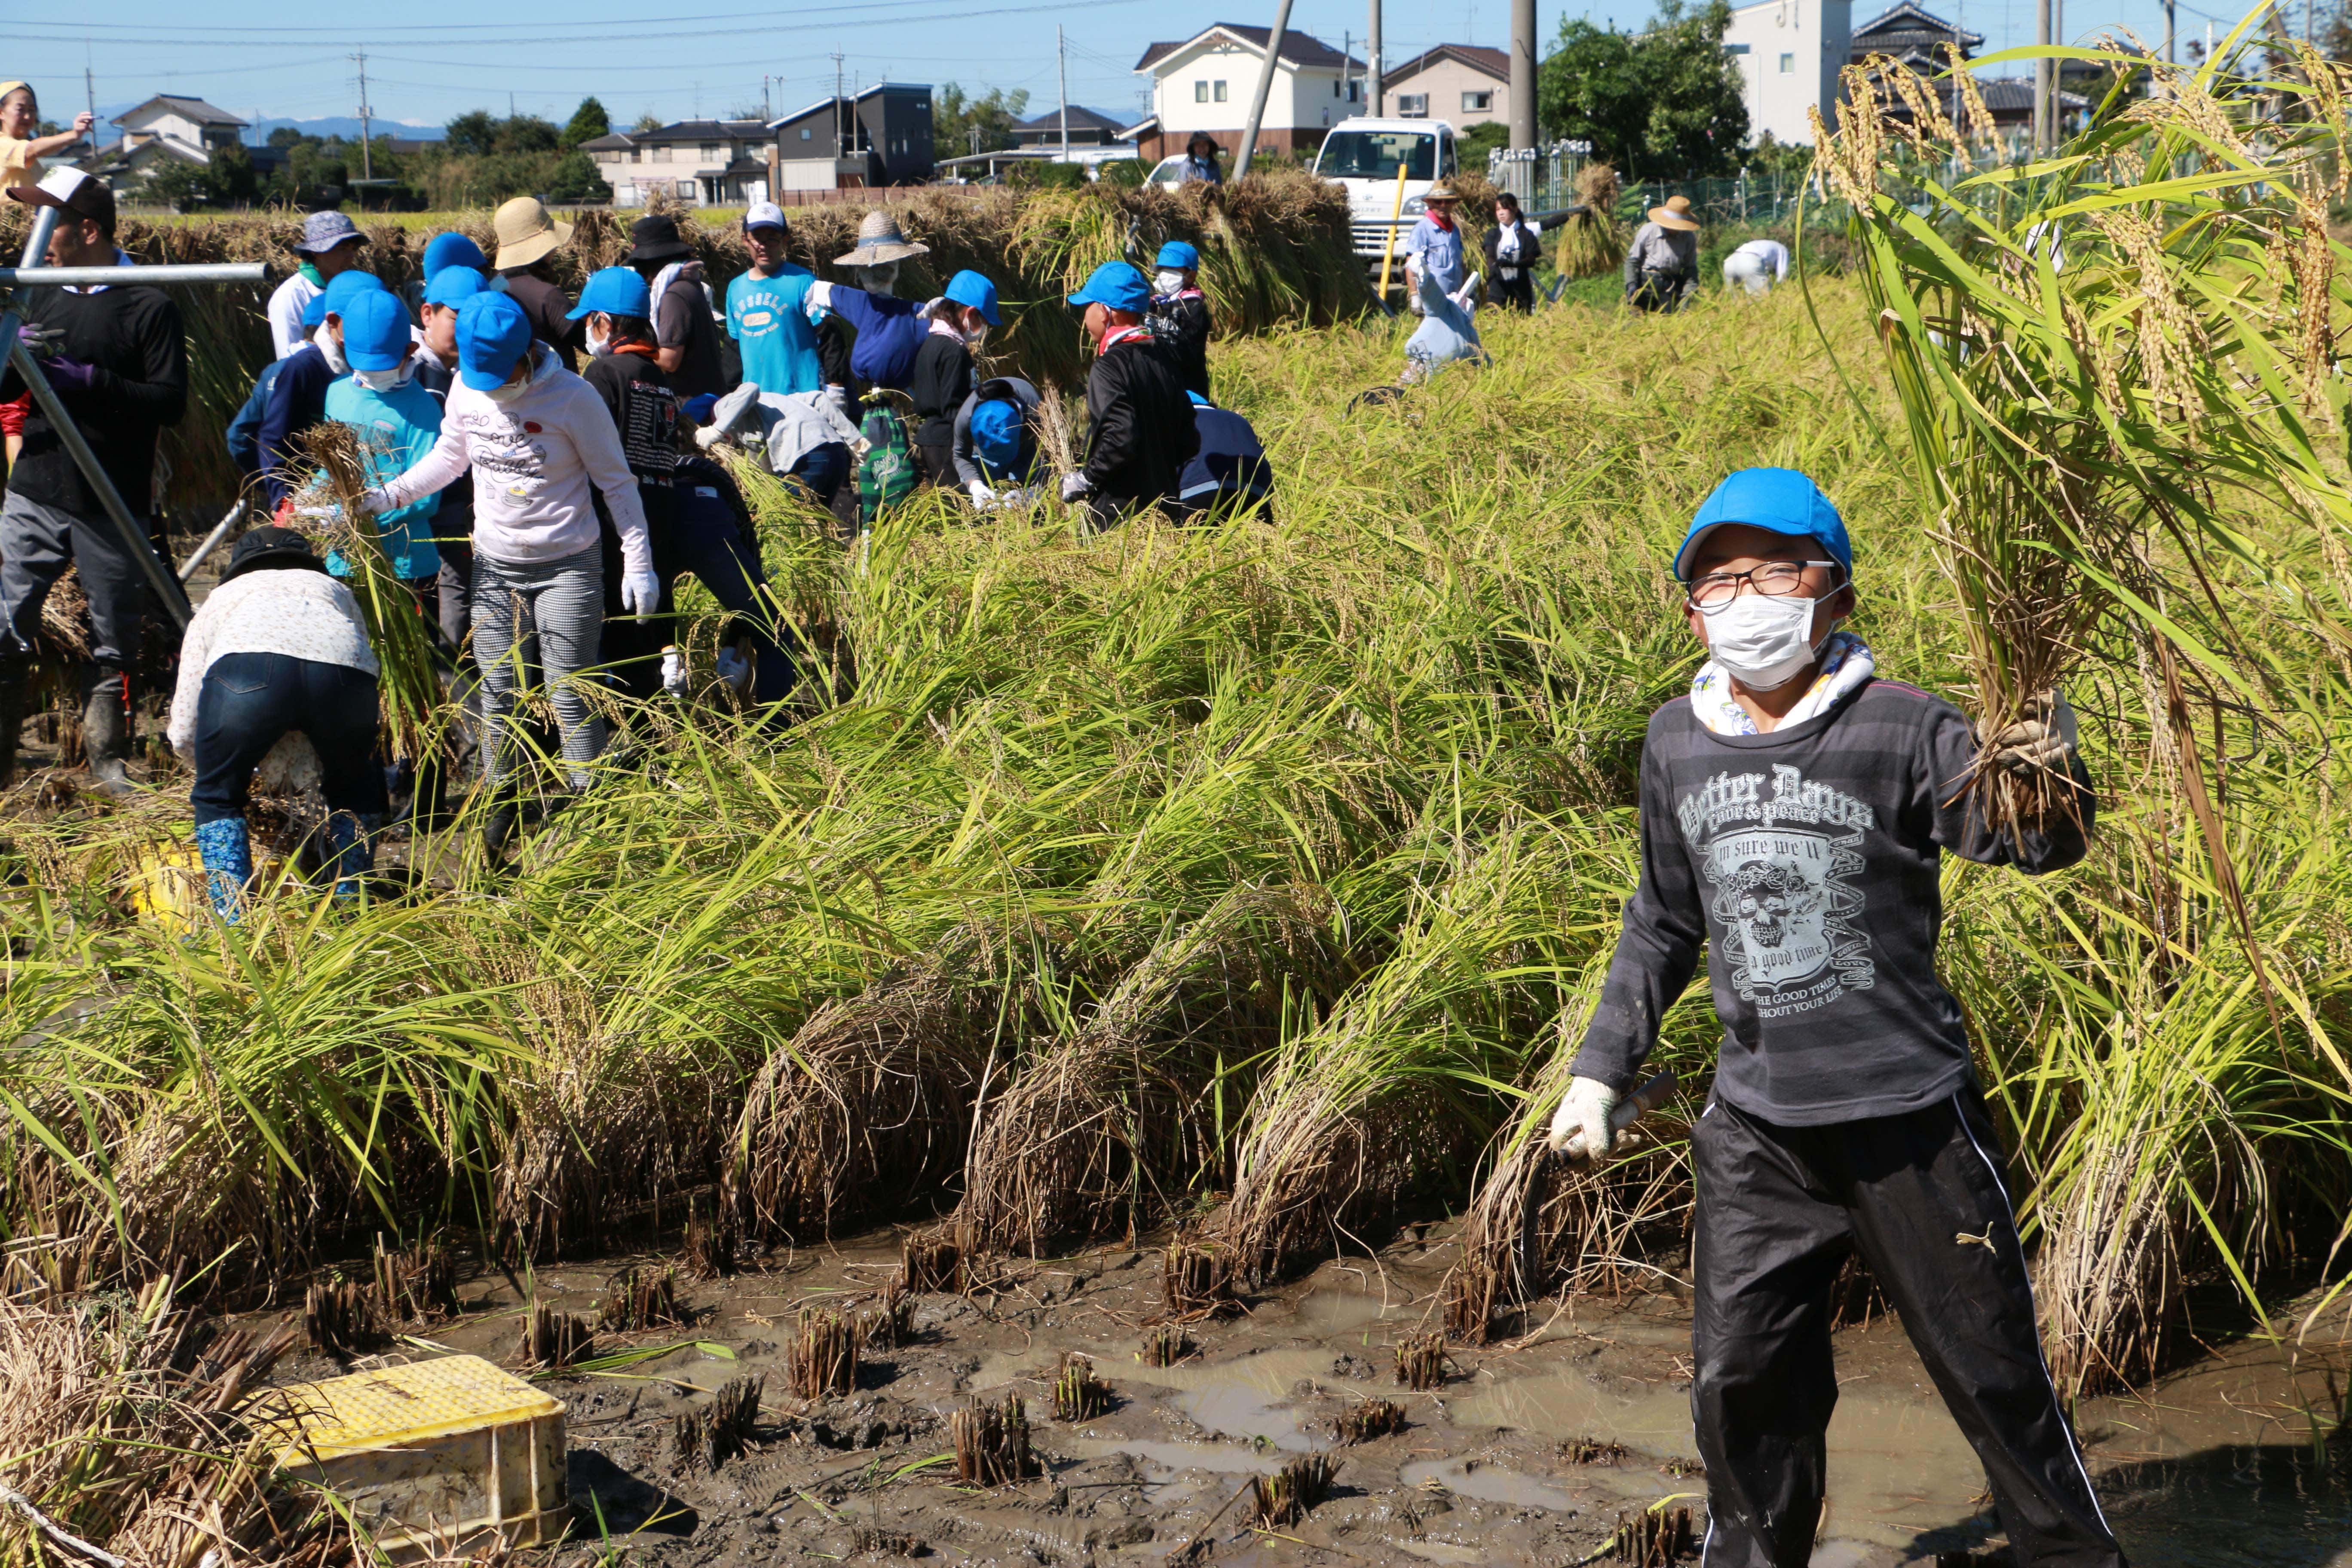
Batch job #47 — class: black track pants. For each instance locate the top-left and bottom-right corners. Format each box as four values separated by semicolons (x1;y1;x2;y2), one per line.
1689;1088;2125;1568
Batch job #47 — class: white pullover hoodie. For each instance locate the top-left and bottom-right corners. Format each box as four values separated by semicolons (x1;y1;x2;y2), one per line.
365;343;651;576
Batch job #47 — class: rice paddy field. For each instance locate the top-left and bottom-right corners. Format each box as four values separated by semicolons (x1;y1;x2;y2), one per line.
4;47;2352;1562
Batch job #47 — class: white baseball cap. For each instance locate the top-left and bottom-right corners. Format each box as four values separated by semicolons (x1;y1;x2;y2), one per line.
742;201;789;234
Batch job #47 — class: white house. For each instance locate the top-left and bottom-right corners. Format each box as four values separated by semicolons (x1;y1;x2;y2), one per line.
1130;23;1364;164
110;95;248;159
1380;44;1510;129
1724;0;1853;144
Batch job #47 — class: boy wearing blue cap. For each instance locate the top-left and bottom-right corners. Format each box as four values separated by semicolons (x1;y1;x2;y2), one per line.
912;270;1000;489
260;268;392;510
320;288;442;594
1145;241;1211;400
1547;469;2118;1568
726;203;824;399
952;375;1041;509
1059;261;1196;530
570;266;682;699
1172;392;1271;526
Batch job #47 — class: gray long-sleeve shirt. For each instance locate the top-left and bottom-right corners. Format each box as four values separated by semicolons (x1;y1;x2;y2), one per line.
1622;221;1699;294
951;376;1041;487
1570;677;2092;1125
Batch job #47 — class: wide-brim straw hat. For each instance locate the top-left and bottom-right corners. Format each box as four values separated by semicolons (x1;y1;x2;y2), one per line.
1423;181;1461;203
493;196;574;270
1648;194;1700;232
834;209;929;266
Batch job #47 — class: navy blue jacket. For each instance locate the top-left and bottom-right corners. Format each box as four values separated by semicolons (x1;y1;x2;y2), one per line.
257;343;337;506
1178;405;1271;507
226;358;290;477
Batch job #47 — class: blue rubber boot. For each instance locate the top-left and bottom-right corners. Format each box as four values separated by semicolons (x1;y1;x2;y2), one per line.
322;812;380;901
193;816;252;922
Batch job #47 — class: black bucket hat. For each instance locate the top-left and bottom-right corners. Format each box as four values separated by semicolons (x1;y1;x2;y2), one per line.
625;214;696;265
221;525;326;582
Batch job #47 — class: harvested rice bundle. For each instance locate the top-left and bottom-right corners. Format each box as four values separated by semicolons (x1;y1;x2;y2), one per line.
1551;162;1626;280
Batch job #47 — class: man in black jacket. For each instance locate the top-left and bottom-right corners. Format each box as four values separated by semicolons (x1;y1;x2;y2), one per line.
1060;262;1196;531
0;168;187;793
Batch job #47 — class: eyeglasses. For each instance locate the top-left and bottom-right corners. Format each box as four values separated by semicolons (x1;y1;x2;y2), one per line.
1686;561;1839;609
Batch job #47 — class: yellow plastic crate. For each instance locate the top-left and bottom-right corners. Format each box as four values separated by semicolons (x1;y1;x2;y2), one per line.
276;1355;569;1560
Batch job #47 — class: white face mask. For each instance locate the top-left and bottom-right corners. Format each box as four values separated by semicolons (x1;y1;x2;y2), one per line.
1153;270;1187;295
587;325;612;357
484;371;530;402
1700;589;1828;691
856;262;900;294
963;324;989;351
355;362;410;391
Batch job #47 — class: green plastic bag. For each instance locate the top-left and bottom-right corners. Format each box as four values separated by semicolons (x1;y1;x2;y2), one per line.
855;401;918;527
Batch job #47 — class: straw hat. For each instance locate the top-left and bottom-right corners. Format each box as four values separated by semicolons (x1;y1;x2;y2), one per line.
1647;194;1699;232
833;209;929;266
492;196;573;271
1423;181;1461;204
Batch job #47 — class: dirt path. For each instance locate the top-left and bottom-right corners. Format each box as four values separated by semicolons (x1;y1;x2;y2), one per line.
264;1224;2352;1566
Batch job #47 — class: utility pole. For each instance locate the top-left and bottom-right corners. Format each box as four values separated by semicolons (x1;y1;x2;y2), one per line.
1509;0;1536;149
833;54;846;156
1058;25;1070;164
2162;0;2175;66
1367;0;1383;117
352;52;374;182
1234;0;1297;178
2033;0;2051;151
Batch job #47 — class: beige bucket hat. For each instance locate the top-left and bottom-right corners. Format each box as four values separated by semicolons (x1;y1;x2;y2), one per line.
493;196;573;270
833;209;929;266
1647;194;1700;232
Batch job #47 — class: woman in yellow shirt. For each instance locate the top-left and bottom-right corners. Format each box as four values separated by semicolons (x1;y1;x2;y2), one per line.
0;83;95;195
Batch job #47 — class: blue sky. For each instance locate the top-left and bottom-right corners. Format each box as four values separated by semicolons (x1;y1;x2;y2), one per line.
10;0;2266;139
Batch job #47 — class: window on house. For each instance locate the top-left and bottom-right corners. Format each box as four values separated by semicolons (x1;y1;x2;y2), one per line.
1348;80;1362;101
1779;52;1796;72
1214;80;1228;102
801;126;813;140
675;179;695;198
701;143;721;161
653;145;673;161
1461;90;1491;112
1397;93;1428;117
1196;80;1209;102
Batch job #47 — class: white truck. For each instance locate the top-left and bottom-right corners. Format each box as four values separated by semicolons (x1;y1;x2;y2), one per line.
1309;118;1463;283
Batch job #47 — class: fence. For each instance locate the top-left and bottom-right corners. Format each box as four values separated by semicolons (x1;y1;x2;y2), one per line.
1487;140;1592;218
1620;134;2065;233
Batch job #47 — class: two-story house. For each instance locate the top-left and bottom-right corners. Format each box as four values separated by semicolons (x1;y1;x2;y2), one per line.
1378;44;1510;128
579;118;770;207
86;95;248;193
1129;23;1363;164
769;85;934;193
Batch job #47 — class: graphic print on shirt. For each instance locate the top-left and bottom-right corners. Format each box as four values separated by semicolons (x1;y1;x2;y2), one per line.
1676;763;1875;1015
463;408;550;501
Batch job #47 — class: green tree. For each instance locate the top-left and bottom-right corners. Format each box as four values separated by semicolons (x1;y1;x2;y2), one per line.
563;96;612;147
932;82;1031;162
545;150;606;201
632;112;664;134
1539;0;1749;179
1458;120;1511;172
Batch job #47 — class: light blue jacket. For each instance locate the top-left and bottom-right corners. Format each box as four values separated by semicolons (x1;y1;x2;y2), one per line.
323;371;444;581
1404;214;1469;297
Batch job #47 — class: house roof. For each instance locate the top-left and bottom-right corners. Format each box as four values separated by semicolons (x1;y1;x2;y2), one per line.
1135;24;1359;74
626;118;769;144
1958;76;2089;112
1012;105;1127;136
768;82;928;132
578;132;636;152
1384;44;1510;85
1118;113;1161;141
1852;2;1984;52
112;94;248;129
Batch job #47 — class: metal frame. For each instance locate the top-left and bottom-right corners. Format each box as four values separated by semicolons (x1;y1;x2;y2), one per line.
0;209;265;633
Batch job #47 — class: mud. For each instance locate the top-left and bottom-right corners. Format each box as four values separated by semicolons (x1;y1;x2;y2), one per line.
260;1223;2352;1566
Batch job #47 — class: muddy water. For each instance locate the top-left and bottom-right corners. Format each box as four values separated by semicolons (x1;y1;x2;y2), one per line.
257;1225;2352;1566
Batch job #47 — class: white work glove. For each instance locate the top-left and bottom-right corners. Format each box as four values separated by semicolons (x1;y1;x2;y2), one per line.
1546;1075;1625;1163
1059;471;1093;504
1986;689;2078;778
659;646;690;698
714;646;753;695
998;486;1031;510
620;570;663;617
967;479;995;511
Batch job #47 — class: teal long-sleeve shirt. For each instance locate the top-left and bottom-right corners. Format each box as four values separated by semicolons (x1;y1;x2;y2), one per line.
323;371;444;582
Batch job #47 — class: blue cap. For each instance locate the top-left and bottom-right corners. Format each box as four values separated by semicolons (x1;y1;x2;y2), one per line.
1068;260;1150;314
424;267;485;308
970;396;1026;479
1155;240;1200;270
566;265;652;321
942;269;1001;327
340;288;411;372
1185;390;1210;407
422;231;488;281
302;292;328;328
1674;468;1851;582
306;267;384;327
680;392;719;426
455;291;534;392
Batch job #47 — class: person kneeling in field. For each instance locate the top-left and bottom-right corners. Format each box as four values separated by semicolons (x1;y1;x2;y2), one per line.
170;527;386;920
1058;262;1197;530
1171;392;1272;526
1547;468;2122;1568
953;375;1042;512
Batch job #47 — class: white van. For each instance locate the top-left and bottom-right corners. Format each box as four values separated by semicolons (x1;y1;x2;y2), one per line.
1310;119;1462;268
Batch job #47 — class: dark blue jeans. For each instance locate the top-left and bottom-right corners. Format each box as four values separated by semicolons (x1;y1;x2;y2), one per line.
674;485;796;704
192;652;387;827
789;441;851;505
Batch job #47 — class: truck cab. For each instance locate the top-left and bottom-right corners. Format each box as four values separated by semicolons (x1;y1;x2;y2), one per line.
1311;119;1461;269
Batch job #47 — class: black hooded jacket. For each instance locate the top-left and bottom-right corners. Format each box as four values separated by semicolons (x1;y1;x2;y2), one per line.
1081;333;1197;507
